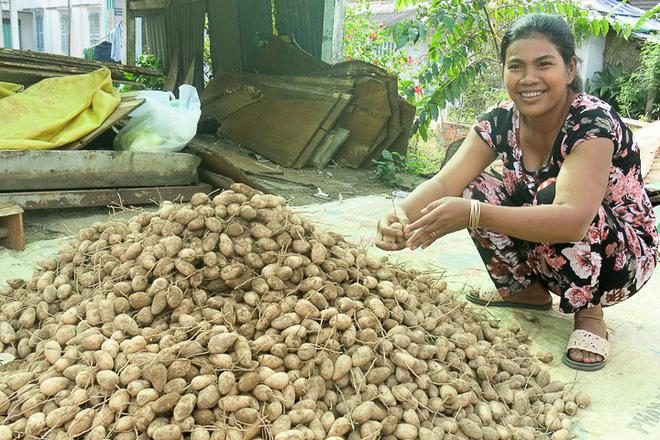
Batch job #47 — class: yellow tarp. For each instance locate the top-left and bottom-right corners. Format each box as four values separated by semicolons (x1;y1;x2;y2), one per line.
0;68;121;150
0;81;23;98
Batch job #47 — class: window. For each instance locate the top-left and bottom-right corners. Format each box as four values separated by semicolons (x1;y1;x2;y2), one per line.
89;12;100;45
1;18;22;49
60;11;69;54
2;18;11;49
35;14;44;51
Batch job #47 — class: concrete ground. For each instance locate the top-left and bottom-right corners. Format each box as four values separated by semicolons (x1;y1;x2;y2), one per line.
297;195;660;440
2;195;659;439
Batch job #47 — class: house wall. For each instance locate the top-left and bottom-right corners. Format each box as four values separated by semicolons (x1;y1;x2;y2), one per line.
576;35;606;86
1;10;34;50
9;0;107;57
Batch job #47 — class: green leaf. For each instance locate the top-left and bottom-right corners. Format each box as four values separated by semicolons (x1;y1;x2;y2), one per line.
430;104;439;121
409;27;420;43
392;26;410;49
623;27;633;40
411;118;420;134
443;16;455;31
419;123;429;141
633;4;660;31
600;18;609;36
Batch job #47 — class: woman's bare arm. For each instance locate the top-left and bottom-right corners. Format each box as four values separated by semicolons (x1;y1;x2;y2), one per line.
399;129;497;222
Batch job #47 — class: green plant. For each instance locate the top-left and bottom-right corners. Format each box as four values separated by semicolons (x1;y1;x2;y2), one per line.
123;54;166;91
393;0;632;139
586;64;626;110
405;139;444;176
373;146;441;186
372;150;406;187
343;2;411;76
445;70;510;125
204;17;213;83
617;41;660;120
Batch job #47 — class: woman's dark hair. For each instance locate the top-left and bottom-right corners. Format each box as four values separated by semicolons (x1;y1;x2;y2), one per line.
500;13;582;92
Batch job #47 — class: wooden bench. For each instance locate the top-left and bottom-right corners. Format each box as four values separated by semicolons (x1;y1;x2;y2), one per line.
0;204;24;251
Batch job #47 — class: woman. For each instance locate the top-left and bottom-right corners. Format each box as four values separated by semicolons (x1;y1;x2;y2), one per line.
377;13;658;371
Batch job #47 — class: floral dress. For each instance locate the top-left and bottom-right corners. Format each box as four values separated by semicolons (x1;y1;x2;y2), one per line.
466;92;658;313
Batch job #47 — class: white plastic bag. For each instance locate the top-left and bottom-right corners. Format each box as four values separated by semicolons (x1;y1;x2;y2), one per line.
114;84;201;152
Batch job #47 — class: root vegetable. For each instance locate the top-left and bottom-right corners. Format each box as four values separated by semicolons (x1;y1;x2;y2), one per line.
0;186;587;440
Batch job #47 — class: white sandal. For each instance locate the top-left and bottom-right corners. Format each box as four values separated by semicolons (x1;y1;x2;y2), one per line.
562;328;609;371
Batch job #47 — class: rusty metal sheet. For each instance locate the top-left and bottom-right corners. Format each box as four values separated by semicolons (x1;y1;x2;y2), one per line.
0;151;201;191
140;0;206;89
0;185;212;210
208;0;272;74
273;0;325;59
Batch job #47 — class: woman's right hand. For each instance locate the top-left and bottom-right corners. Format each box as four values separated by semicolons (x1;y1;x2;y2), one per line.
376;213;408;251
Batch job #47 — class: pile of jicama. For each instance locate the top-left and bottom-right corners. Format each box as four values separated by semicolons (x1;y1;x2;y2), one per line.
0;184;589;440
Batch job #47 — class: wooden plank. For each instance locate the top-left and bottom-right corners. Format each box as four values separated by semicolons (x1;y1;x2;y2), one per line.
0;48;163;77
367;98;415;164
321;0;337;63
202;73;355;104
636;121;660;181
187;138;281;176
365;75;401;160
0;208;24;251
126;1;137;66
255;35;329;75
249;176;311;193
201;87;263;121
202;74;355;168
0;151;200;191
0;185;212;210
332;76;391;167
186;139;264;190
215;83;343;167
0;204;23;217
293;92;352;168
308;128;350;169
309;60;401;165
0;66;146;88
198;169;235;191
59;94;145;150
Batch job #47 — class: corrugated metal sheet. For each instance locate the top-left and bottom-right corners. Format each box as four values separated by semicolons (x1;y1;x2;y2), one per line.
208;0;273;74
582;0;660;32
628;0;657;10
274;0;325;59
138;0;206;89
134;0;336;81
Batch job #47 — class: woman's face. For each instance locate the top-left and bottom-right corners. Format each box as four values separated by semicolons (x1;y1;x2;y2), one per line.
503;37;576;118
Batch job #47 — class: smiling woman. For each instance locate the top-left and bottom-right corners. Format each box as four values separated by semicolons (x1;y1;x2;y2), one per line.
375;13;659;372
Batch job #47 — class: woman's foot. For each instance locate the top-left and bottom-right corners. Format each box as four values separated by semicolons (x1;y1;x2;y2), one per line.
501;282;553;306
466;281;553;310
568;305;607;364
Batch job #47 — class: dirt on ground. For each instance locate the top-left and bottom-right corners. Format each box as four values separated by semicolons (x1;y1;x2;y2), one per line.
21;167;399;245
266;166;397;205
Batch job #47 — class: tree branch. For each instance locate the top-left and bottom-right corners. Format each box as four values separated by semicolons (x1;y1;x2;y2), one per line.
482;6;500;57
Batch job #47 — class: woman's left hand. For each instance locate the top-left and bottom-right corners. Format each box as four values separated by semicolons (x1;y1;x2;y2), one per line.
404;197;471;250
